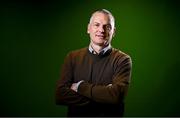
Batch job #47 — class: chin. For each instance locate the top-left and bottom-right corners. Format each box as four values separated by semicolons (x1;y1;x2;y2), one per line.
92;38;107;46
99;40;108;44
95;41;107;46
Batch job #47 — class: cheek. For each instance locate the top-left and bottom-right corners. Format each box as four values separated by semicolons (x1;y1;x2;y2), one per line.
89;29;97;36
90;33;96;39
107;31;113;36
90;28;95;33
89;26;97;32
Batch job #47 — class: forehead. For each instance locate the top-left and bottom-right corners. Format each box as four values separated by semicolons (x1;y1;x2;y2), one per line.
91;12;111;24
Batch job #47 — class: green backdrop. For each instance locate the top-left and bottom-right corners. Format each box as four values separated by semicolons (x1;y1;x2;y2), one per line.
1;0;180;116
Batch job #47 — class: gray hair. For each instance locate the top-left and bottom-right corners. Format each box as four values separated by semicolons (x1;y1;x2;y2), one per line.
89;9;115;28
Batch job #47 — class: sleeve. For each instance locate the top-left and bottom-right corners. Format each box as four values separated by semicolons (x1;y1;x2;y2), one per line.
77;55;132;104
55;52;91;106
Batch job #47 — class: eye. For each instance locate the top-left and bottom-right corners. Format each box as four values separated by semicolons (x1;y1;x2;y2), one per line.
106;25;112;30
94;23;100;27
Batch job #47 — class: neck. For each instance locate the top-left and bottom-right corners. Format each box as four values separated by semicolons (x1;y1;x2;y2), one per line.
90;42;109;54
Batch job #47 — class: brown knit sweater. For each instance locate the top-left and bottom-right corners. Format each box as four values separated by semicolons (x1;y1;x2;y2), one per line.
56;47;132;117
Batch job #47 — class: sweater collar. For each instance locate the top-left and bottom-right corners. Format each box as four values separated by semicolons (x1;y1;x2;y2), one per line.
88;44;111;55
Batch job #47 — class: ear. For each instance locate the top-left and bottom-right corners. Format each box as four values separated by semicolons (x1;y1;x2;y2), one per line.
112;27;116;37
87;24;90;34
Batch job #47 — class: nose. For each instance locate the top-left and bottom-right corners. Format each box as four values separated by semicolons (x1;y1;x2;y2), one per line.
98;26;105;33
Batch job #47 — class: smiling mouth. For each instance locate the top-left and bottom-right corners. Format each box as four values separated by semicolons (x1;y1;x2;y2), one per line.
96;35;105;39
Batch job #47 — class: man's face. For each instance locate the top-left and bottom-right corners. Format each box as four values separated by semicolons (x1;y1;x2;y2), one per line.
87;12;115;46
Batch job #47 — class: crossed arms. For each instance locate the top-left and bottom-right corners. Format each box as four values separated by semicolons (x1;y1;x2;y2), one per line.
55;53;132;106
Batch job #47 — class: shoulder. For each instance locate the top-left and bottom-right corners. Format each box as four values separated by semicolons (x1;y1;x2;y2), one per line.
110;48;132;71
65;47;88;61
63;47;88;64
70;47;87;54
68;47;88;56
110;47;132;66
111;47;131;59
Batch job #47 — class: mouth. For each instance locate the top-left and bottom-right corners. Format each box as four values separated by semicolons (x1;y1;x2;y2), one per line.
96;34;105;39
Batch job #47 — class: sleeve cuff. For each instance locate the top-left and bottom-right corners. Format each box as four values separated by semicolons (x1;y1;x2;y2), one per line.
76;80;84;92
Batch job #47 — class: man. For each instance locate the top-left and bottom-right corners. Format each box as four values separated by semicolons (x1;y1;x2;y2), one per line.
55;9;132;117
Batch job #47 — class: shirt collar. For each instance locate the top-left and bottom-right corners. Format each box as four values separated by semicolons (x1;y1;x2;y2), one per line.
88;44;111;55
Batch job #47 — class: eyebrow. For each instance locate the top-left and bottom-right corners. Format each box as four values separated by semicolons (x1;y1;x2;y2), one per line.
93;22;100;24
93;22;111;26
